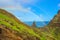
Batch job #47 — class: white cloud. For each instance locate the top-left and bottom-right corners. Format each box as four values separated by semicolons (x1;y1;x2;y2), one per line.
0;0;44;22
0;0;14;8
4;5;44;22
17;11;44;22
58;3;60;7
0;0;21;7
0;0;10;2
17;0;38;5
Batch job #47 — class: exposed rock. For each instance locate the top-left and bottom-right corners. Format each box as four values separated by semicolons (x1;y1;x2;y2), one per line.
32;21;37;27
48;10;60;27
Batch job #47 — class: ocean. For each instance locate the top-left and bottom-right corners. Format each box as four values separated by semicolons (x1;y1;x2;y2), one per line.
23;21;49;27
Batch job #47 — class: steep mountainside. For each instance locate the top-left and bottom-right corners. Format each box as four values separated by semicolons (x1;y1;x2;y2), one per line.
48;10;60;27
46;10;60;40
0;9;60;40
0;9;41;40
39;10;60;40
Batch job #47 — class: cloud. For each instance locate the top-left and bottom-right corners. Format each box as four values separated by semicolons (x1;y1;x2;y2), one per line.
0;0;14;8
0;0;18;5
17;11;44;22
0;5;14;8
20;0;37;3
0;0;38;8
58;3;60;7
0;0;44;22
16;0;38;5
4;5;44;22
0;0;10;2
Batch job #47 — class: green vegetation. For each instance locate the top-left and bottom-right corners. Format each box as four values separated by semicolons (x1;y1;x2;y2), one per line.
0;9;60;40
0;13;41;40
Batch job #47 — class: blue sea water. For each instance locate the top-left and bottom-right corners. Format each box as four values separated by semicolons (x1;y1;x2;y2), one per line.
23;21;49;27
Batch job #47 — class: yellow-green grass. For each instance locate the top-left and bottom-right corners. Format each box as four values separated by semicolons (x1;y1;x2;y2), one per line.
0;13;60;40
0;13;41;40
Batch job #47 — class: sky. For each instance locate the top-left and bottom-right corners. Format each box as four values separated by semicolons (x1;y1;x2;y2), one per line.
0;0;60;22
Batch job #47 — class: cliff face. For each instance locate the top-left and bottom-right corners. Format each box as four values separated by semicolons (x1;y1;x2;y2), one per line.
32;21;37;27
48;10;60;27
39;10;60;40
46;10;60;40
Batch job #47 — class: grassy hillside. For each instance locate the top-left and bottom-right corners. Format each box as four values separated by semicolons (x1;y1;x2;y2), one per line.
0;9;60;40
0;9;41;40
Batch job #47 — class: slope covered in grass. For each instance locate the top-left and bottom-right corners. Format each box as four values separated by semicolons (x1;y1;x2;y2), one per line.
0;9;42;40
0;9;60;40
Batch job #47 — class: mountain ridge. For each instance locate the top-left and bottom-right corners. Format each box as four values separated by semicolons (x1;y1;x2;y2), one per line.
0;9;30;27
0;8;41;40
0;9;60;40
48;10;60;27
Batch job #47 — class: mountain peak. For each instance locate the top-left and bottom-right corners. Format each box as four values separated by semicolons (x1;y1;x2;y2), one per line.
58;10;60;14
32;21;37;27
48;10;60;27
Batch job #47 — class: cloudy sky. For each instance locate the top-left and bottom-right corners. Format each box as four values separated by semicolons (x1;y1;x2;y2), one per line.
0;0;60;22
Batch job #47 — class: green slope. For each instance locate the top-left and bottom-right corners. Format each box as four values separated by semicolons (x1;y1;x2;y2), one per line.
0;9;42;40
0;9;60;40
